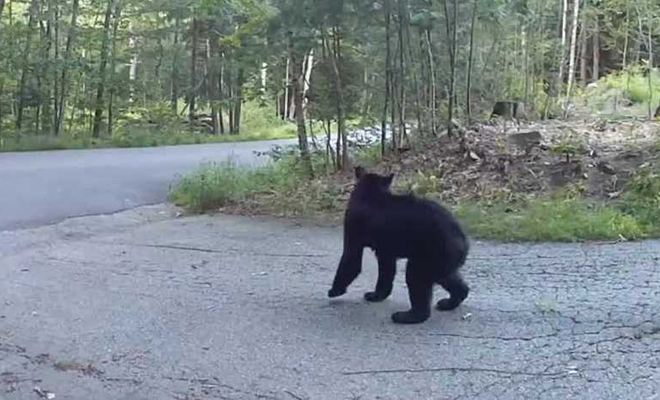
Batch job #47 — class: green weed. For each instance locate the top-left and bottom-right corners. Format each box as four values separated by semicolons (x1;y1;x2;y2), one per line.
455;197;644;242
0;101;297;152
168;158;299;212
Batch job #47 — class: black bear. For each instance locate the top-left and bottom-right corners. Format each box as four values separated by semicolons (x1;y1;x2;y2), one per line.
328;167;470;324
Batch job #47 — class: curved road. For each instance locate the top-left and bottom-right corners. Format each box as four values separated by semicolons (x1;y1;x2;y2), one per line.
0;139;295;231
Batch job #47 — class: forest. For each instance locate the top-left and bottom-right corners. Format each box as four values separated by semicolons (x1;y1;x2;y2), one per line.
1;0;655;150
4;0;660;240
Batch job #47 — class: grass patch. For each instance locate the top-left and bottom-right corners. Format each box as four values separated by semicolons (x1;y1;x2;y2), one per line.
168;158;300;212
455;198;645;242
0;129;296;152
170;145;660;243
0;101;297;152
585;65;660;115
171;158;660;242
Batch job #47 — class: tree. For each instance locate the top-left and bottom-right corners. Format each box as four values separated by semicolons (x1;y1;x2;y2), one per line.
54;0;80;136
16;0;40;131
92;0;117;138
442;0;458;136
564;0;581;116
288;30;313;177
466;0;478;121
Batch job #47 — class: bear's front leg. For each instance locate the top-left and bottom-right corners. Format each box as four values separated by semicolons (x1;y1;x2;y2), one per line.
328;246;364;298
364;254;396;302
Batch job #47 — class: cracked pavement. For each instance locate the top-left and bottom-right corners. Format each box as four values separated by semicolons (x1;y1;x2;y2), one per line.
1;205;659;400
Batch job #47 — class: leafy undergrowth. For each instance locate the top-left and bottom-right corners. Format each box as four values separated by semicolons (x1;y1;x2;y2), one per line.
170;114;660;242
456;199;649;242
170;157;660;242
0;101;296;152
0;127;296;152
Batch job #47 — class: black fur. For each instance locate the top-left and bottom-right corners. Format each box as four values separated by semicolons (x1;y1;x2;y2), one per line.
328;167;470;324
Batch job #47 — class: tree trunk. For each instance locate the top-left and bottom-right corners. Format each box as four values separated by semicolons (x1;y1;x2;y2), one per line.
155;37;163;89
0;0;6;41
302;49;314;119
16;0;39;131
404;12;422;136
284;56;290;120
425;29;437;135
381;0;392;156
55;0;79;136
91;0;116;138
580;19;588;87
226;64;233;132
622;1;629;69
288;31;313;177
128;22;138;104
233;68;244;134
647;24;653;119
397;0;406;145
635;4;653;118
171;16;180;113
52;0;59;134
260;61;267;105
219;63;225;134
466;0;478;121
209;37;221;135
564;0;581;117
334;27;348;170
189;18;198;128
557;0;569;92
107;1;122;136
324;26;348;170
442;0;458;136
0;80;4;141
39;5;53;135
592;14;599;81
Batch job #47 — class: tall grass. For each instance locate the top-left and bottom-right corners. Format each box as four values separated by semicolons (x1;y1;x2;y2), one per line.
168;158;298;212
587;66;660;115
455;199;644;242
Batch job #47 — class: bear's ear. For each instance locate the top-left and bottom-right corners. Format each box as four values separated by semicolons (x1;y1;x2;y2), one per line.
384;173;394;188
355;166;366;180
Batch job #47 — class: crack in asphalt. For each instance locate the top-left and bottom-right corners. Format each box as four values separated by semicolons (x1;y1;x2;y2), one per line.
341;367;568;377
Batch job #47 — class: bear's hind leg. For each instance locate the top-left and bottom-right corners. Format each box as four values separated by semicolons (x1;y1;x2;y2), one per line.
365;254;396;302
435;272;469;311
391;261;432;324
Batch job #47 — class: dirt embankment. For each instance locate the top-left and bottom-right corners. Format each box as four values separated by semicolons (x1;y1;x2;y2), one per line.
371;117;660;204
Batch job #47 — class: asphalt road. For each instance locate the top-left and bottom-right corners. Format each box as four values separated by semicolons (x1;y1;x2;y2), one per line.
1;205;659;400
0;139;295;231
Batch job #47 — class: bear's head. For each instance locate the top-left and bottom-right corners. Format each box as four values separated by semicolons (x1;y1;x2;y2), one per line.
353;166;394;197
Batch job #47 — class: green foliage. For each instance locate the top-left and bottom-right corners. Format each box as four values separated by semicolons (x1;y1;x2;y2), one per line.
240;100;297;138
0;100;296;152
354;143;382;165
591;66;660;105
455;198;644;242
548;130;588;161
168;157;299;212
406;171;443;197
169;161;258;211
307;47;364;122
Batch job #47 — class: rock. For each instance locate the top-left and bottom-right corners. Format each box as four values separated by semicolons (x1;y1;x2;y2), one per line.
507;131;542;153
597;161;616;175
592;119;607;132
